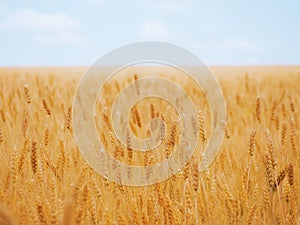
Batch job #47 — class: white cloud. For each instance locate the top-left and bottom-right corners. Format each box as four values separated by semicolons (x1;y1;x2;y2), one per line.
141;0;188;11
35;32;83;45
0;9;84;46
0;9;80;31
218;39;257;51
196;38;258;51
88;0;109;5
139;20;171;39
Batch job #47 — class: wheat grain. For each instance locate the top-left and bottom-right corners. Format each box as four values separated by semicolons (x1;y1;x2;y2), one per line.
280;123;287;147
248;131;256;157
274;168;286;190
37;205;46;225
44;126;50;146
265;130;276;191
289;95;295;113
256;97;262;122
65;106;72;131
0;128;3;143
42;99;51;116
30;140;38;174
17;140;29;174
289;119;297;156
150;104;155;119
247;204;257;225
0;109;5;123
192;160;199;192
286;163;294;186
270;101;277;124
24;84;31;104
198;110;207;143
21;114;29;138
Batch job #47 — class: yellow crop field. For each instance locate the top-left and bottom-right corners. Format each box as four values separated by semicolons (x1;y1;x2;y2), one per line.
0;66;299;225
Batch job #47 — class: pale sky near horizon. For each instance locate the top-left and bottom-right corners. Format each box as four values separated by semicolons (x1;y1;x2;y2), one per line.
0;0;299;66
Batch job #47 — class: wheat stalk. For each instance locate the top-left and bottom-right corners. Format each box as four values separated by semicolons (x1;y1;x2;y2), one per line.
0;205;19;225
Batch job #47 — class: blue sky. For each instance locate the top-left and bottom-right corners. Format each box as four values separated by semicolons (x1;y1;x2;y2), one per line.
0;0;299;66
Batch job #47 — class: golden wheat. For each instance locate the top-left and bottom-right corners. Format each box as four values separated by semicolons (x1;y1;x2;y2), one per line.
0;66;298;224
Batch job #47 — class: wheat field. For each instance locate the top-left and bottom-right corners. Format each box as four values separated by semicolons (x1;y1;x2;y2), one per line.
0;66;299;225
